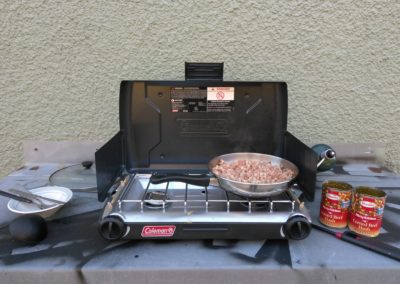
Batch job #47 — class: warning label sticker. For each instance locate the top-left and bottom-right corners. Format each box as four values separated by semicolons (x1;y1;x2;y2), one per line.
207;87;234;112
207;87;235;101
170;87;234;112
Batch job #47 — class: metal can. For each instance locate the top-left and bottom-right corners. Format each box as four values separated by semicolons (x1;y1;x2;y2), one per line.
348;186;387;237
319;181;353;228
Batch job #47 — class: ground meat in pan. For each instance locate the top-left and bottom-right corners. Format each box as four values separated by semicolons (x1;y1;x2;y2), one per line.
212;159;295;184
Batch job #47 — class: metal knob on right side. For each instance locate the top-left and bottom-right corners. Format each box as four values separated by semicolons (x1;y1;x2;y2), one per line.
284;216;311;240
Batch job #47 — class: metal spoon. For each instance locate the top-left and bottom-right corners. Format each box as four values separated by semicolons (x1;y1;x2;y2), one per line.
1;190;52;209
0;190;33;204
9;189;65;205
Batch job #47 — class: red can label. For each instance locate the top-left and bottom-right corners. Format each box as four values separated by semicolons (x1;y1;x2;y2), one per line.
348;211;382;237
348;192;386;237
141;225;176;237
319;187;352;228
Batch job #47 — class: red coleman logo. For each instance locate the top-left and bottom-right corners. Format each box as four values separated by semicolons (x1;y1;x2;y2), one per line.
141;225;176;237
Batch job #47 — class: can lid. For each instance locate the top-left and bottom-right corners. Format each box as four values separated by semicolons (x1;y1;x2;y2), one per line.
322;180;353;191
355;186;386;198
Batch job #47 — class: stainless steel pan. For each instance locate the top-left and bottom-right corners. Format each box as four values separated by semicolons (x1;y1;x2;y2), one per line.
150;153;299;198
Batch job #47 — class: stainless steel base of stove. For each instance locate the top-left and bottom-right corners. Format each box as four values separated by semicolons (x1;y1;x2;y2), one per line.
99;174;312;241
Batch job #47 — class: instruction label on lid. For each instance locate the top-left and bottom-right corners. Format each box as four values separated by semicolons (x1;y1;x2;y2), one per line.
206;87;235;112
170;87;234;112
207;87;235;101
171;87;207;112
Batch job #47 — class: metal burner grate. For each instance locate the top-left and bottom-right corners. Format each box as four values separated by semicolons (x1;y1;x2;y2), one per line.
117;174;297;214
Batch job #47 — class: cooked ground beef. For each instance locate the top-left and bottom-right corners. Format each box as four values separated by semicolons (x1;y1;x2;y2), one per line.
212;159;294;184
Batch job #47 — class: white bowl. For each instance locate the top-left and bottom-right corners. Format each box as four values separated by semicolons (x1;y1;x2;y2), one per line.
7;186;73;219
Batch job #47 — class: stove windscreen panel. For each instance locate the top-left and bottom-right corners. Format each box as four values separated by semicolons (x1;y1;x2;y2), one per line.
283;131;318;201
119;81;288;170
95;131;124;201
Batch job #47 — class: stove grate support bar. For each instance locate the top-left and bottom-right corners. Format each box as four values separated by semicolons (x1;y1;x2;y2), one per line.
163;182;169;212
119;177;297;213
140;178;152;212
225;191;230;212
205;186;209;212
184;183;188;213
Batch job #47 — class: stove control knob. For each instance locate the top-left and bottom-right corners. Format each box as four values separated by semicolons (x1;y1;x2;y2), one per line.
284;216;311;240
99;216;127;240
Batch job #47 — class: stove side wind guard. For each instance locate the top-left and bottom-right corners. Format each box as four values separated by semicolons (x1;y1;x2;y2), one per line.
95;131;124;201
283;131;318;201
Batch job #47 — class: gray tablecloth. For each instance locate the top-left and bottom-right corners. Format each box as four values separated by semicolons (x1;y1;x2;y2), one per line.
0;162;399;284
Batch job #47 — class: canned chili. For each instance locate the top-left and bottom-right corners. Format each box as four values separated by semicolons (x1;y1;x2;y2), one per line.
348;186;387;237
319;181;353;228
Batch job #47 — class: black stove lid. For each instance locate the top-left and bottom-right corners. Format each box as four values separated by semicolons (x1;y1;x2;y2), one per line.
120;80;288;171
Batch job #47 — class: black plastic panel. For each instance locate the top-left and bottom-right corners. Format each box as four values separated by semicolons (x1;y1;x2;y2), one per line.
185;62;224;81
95;131;124;201
120;81;288;171
283;132;318;201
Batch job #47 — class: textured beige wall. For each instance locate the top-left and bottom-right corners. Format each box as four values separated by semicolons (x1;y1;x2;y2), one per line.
1;0;399;177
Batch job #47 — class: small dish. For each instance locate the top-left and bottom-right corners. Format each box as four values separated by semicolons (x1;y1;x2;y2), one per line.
7;186;73;219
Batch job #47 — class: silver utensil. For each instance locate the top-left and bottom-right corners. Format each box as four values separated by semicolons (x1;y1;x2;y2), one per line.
3;189;50;210
0;190;33;204
9;189;64;206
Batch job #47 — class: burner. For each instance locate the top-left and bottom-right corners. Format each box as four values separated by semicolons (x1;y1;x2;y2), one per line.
229;192;270;210
144;191;171;209
240;201;269;210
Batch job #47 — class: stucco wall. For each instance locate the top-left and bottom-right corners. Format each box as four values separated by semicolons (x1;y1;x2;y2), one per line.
1;0;399;177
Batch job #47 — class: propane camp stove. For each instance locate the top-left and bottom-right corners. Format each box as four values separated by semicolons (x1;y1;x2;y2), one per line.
95;63;319;241
99;174;312;240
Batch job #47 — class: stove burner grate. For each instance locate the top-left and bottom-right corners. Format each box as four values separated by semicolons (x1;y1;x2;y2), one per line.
117;175;298;214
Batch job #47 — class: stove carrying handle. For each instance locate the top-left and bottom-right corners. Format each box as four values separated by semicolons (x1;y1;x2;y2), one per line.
150;174;211;187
